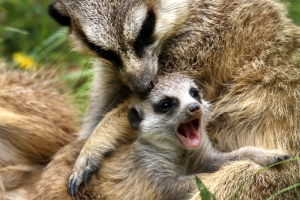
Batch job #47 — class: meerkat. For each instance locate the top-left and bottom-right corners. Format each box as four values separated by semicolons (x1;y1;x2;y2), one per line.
34;73;290;200
48;0;300;198
48;0;192;139
0;69;79;199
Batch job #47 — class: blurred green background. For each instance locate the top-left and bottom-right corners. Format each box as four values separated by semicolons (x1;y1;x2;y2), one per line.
0;0;300;115
0;0;93;114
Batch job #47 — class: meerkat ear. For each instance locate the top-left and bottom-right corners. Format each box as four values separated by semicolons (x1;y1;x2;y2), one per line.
128;108;143;130
48;1;70;26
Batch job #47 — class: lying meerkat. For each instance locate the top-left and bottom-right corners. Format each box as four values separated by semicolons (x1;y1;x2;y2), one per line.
0;69;79;199
34;73;289;200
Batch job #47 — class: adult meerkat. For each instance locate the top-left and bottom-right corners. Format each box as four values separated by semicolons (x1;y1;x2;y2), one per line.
34;74;290;200
48;0;300;198
0;69;79;199
48;0;191;139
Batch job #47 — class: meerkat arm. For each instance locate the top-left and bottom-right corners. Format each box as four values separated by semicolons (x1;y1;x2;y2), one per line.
68;99;136;196
201;146;290;172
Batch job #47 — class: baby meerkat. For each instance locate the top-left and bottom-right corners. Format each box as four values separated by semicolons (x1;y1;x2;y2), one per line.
68;73;290;197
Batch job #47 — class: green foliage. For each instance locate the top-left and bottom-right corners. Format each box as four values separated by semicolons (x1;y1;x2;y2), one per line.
282;0;300;24
0;0;92;115
0;0;56;56
195;176;217;200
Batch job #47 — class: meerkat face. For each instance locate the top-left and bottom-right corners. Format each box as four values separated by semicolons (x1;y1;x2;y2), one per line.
128;73;210;150
48;0;191;94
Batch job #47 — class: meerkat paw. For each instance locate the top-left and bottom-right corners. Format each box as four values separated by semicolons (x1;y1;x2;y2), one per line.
67;157;99;196
261;150;291;166
236;147;290;167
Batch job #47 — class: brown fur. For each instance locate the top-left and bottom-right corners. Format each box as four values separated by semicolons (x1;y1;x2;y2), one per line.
0;69;79;199
34;74;290;200
33;100;133;200
36;142;296;200
45;0;300;199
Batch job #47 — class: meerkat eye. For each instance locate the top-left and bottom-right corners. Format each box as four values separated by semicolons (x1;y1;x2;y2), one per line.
154;98;178;114
190;88;200;100
159;100;173;113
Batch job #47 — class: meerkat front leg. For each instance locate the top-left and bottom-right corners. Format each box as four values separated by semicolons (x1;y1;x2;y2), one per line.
227;147;291;166
68;100;135;196
204;146;290;172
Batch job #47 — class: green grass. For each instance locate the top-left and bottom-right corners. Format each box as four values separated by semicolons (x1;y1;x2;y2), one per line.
195;176;217;200
282;0;300;24
0;0;92;115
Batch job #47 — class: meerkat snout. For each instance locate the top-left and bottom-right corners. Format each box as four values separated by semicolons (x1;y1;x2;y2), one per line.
188;103;201;114
145;81;155;92
130;77;154;94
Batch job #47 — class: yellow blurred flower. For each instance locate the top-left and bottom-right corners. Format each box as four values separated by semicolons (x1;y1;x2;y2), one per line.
12;52;37;70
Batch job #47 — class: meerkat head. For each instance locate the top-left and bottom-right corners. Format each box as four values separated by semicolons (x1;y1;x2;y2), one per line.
48;0;191;94
128;73;210;150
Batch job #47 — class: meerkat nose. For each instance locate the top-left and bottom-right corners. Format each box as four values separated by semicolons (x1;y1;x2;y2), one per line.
133;79;155;94
145;81;154;92
188;103;200;113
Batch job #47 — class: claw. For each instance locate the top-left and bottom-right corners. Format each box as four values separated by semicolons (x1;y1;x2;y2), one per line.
67;170;74;195
71;177;82;196
66;159;100;196
274;154;291;164
67;172;82;196
83;164;98;186
283;154;291;160
275;156;283;162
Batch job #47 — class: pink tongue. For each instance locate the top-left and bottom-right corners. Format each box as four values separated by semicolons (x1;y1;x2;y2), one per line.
177;120;202;149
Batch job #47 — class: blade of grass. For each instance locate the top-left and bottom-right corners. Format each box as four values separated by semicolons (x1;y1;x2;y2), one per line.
30;28;67;56
267;183;300;200
2;26;28;35
195;175;217;200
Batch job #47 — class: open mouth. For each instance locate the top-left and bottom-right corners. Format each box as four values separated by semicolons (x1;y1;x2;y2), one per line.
176;118;202;149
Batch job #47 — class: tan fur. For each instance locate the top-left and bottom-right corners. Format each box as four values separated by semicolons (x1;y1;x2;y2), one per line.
33;140;86;200
34;74;290;200
33;100;134;200
191;160;300;200
0;69;79;199
47;0;300;199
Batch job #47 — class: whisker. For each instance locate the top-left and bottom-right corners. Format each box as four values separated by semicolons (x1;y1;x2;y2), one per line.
76;57;93;88
45;47;74;71
33;41;72;63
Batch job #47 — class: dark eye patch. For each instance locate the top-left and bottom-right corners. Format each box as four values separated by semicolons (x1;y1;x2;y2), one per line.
133;9;156;58
154;97;179;114
78;30;123;69
128;108;143;130
190;88;201;102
